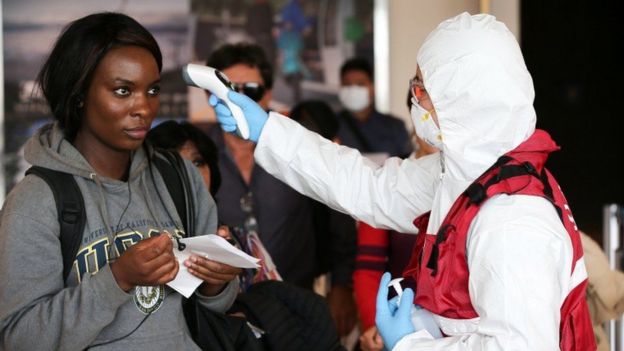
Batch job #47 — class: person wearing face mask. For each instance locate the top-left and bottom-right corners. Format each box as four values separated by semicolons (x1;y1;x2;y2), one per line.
208;12;597;350
337;57;413;160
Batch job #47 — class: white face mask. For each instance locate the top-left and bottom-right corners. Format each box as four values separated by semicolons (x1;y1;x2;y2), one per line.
338;85;370;112
410;98;443;149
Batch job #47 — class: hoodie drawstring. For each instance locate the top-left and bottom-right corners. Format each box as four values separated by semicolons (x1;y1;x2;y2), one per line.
140;172;166;235
89;172;122;260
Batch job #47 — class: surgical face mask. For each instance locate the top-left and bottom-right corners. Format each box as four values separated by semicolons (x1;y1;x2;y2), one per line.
339;85;370;112
410;98;443;149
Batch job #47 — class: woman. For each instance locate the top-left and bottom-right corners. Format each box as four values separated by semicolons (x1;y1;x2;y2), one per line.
147;120;281;291
0;13;239;350
147;120;222;196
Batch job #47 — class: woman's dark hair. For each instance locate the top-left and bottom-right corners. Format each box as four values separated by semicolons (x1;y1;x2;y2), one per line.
206;42;273;89
146;120;222;196
37;12;162;141
290;100;339;140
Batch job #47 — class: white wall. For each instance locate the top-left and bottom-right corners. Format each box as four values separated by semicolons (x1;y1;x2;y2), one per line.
1;0;5;204
375;0;519;126
491;0;520;40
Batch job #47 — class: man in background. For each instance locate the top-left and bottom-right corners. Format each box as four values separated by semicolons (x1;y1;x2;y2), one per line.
202;43;357;337
337;57;412;159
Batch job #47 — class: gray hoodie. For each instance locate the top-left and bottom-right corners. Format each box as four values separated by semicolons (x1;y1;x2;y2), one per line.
0;123;238;350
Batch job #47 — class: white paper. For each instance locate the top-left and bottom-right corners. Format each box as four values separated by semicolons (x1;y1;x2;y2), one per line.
167;234;260;298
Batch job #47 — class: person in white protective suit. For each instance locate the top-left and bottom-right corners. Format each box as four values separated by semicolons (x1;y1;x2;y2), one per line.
209;12;596;351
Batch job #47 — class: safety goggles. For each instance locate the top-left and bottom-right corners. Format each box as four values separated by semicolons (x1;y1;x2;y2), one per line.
409;77;428;104
231;82;266;102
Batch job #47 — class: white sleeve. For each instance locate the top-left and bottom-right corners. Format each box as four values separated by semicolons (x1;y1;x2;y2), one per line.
392;195;573;350
254;112;439;233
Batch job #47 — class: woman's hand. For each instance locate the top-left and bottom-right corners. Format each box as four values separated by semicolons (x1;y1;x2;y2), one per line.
184;254;242;296
327;285;357;336
110;234;179;292
360;326;384;351
216;225;232;240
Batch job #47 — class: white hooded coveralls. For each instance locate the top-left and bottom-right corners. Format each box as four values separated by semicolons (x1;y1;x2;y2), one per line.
254;13;587;350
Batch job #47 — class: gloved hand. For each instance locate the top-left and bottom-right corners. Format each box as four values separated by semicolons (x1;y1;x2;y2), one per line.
208;90;268;142
375;272;415;350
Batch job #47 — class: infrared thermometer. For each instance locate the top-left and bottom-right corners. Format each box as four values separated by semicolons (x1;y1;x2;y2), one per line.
182;64;250;140
386;277;443;338
388;277;406;304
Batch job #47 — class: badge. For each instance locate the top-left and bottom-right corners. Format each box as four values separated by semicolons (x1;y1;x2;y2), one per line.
133;285;165;314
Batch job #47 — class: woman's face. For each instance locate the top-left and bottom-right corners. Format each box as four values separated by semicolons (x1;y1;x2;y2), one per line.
77;45;160;155
178;141;211;191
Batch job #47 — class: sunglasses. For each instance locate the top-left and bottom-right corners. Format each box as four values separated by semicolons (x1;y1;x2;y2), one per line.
231;82;266;102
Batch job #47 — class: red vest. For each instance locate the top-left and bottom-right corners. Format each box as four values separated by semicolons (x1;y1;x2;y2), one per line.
403;130;596;350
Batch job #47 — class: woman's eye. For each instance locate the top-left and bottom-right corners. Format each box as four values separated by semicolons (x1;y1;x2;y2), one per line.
193;159;206;167
148;86;161;96
114;87;130;96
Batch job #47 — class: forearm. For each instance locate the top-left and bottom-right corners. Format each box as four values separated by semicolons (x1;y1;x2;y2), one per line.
1;265;130;350
254;113;437;233
354;224;388;329
354;270;383;330
195;278;239;313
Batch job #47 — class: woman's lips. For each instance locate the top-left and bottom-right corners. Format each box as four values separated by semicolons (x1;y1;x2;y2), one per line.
124;127;148;140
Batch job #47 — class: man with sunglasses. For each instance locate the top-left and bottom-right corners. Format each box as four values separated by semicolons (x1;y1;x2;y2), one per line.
202;43;358;339
209;13;595;351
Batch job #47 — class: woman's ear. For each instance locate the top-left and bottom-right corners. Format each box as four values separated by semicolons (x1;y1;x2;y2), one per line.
76;94;85;108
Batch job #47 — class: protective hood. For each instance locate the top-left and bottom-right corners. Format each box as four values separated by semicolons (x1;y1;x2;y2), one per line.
417;13;536;232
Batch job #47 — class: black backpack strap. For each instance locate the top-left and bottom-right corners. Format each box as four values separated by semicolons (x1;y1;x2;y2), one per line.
152;150;195;237
151;149;200;341
25;166;86;283
464;159;539;205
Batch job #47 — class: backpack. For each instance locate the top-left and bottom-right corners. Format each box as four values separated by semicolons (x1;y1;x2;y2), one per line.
25;149;193;282
24;150;221;347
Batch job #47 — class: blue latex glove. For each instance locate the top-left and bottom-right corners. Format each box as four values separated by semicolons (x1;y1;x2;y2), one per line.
208;90;268;142
376;272;415;350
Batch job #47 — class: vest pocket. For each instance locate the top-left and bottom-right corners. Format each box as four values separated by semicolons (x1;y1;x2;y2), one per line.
560;294;596;351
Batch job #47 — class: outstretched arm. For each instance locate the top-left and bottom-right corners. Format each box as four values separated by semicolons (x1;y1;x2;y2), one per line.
210;91;439;233
254;114;438;233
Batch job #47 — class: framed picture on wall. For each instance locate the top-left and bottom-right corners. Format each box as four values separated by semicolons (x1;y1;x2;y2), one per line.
1;0;375;197
187;0;375;120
